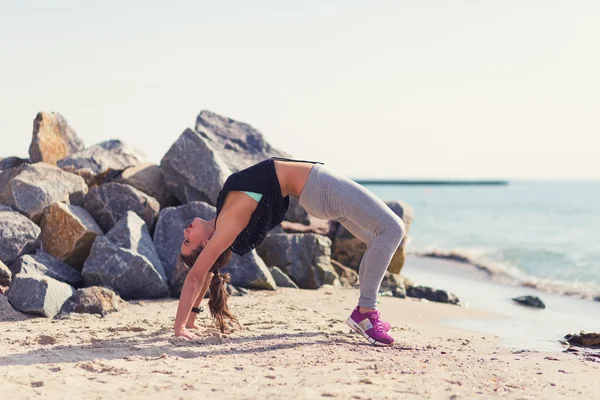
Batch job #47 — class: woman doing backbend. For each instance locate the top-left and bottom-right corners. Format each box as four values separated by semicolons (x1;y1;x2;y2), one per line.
173;157;405;346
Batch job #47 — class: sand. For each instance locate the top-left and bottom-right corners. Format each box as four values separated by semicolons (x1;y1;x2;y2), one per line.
1;285;598;400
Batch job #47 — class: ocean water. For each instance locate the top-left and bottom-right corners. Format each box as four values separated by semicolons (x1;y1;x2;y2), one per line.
361;181;600;297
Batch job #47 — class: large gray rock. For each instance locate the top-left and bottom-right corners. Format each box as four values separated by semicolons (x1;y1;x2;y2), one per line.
153;201;276;295
57;139;145;184
105;211;167;280
0;260;11;287
60;286;124;316
194;110;292;173
0;157;28;170
0;163;88;223
114;163;176;208
7;274;75;318
160;128;232;205
332;200;412;274
82;213;169;300
406;285;460;305
29;112;84;165
84;182;160;232
194;110;310;223
0;206;41;265
268;266;299;289
257;233;339;289
9;250;82;286
153;201;217;281
221;251;277;290
40;203;103;269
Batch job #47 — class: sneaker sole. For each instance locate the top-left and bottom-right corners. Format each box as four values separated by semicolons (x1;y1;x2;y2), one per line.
346;317;394;347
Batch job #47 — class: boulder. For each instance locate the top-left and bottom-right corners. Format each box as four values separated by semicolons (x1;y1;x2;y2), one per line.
57;140;145;184
40;203;103;268
256;233;339;289
29;112;84;165
82;213;168;300
406;285;460;305
7;274;75;318
194;110;292;172
512;295;545;309
0;205;41;265
280;215;334;236
330;260;359;287
114;163;176;208
0;163;88;223
379;272;406;298
268;266;299;289
0;260;11;287
60;286;124;316
153;201;216;281
221;251;277;290
0;157;28;170
332;200;412;274
84;182;160;232
564;332;600;347
9;250;82;286
160;128;232;205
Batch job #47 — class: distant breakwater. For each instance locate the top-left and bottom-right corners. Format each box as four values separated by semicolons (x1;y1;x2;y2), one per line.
354;179;508;186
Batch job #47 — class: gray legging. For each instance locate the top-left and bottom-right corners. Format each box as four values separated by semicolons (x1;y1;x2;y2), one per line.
296;163;406;309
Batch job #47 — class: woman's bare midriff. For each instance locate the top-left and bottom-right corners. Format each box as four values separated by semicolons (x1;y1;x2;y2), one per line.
273;160;316;198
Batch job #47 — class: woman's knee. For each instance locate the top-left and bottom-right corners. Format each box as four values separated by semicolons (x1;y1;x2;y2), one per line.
384;215;406;245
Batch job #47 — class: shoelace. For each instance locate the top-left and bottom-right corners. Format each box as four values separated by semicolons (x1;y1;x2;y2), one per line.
369;311;385;332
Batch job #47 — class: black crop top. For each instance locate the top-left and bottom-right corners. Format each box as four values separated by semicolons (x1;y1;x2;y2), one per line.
215;156;324;256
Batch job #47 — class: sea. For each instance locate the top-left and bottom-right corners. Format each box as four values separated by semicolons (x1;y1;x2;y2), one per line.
362;180;600;299
362;180;600;351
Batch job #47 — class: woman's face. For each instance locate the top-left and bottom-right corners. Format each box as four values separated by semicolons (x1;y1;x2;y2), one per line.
180;217;210;257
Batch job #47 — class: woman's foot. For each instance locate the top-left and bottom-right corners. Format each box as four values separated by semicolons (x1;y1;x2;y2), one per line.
346;307;395;346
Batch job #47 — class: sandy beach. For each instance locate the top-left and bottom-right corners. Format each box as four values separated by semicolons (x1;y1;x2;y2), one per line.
2;259;598;400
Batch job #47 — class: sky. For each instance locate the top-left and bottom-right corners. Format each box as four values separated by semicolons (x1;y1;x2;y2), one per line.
1;0;598;180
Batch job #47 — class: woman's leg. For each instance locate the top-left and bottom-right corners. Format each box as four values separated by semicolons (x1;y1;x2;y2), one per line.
298;164;406;309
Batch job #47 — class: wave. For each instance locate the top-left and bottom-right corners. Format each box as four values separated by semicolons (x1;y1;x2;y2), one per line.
408;247;600;301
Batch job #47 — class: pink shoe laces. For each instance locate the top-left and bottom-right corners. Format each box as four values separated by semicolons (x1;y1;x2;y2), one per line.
369;310;385;332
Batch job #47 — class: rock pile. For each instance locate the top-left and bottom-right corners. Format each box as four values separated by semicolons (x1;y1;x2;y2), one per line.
0;109;419;320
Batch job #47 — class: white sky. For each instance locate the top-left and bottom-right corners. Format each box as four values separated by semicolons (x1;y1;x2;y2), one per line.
1;0;598;180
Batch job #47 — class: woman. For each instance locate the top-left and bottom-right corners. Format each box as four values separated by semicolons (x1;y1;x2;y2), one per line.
173;156;405;347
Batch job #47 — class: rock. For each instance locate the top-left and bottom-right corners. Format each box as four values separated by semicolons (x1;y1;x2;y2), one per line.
114;163;176;208
84;182;160;232
105;211;166;279
0;157;28;170
594;296;600;302
60;286;124;316
29;112;84;165
512;295;545;309
268;266;299;288
0;260;11;287
9;250;82;286
194;109;292;173
153;201;216;281
564;332;600;347
283;196;310;225
331;260;359;287
82;213;168;300
226;283;241;296
406;285;460;305
0;163;88;223
7;274;75;318
160;128;232;205
221;251;277;290
256;233;339;289
57;140;145;184
331;200;412;274
0;206;41;265
40;203;103;269
379;272;406;298
280;216;335;236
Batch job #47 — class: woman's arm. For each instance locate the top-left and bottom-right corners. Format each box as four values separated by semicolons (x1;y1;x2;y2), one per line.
173;206;251;339
186;270;212;329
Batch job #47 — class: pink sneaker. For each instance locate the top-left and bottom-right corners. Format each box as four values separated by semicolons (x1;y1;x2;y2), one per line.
346;307;395;346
